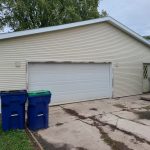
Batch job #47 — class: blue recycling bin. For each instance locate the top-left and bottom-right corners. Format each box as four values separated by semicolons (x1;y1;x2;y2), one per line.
0;90;27;131
27;91;51;131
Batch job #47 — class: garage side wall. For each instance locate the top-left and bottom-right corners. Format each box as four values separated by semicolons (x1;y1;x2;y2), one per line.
0;22;150;97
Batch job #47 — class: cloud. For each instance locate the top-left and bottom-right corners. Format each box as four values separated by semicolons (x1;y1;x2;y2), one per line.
99;0;150;36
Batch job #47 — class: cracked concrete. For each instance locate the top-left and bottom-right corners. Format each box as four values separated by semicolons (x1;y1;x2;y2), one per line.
141;94;150;101
36;95;150;150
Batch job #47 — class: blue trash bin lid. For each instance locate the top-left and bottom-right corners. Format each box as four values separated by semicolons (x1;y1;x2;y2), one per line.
0;90;27;96
0;90;27;105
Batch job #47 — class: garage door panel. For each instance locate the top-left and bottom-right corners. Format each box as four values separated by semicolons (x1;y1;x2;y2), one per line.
28;63;112;105
29;75;110;88
29;80;110;89
53;89;111;104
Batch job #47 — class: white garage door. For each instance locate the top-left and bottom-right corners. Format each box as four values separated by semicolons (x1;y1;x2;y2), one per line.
28;63;112;105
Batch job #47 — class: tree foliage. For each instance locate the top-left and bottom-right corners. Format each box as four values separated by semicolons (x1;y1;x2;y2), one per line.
144;36;150;40
0;0;107;32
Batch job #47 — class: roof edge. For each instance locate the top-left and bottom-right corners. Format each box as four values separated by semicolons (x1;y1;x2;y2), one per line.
0;16;149;47
107;17;150;47
0;17;109;40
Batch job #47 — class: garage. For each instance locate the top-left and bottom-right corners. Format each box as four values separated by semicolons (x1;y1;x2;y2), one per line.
28;63;112;105
0;17;150;110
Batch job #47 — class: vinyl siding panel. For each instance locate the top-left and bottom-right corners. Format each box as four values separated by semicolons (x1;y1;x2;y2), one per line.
0;22;150;97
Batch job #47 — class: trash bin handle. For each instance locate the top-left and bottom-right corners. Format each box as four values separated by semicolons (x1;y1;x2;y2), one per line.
37;114;44;117
10;114;19;117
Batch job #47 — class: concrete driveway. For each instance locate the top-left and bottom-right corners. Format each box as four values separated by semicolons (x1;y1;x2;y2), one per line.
35;95;150;150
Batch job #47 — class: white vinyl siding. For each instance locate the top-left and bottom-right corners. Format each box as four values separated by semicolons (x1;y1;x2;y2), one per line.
0;22;150;98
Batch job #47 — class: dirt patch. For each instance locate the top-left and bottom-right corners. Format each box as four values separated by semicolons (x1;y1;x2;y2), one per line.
89;108;98;111
33;132;88;150
134;111;150;120
113;104;127;109
62;107;87;120
55;123;64;126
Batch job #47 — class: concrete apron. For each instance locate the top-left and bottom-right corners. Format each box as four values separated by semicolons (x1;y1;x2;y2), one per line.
37;96;150;150
141;94;150;101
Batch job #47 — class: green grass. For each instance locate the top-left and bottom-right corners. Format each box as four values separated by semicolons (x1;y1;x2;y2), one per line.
0;122;33;150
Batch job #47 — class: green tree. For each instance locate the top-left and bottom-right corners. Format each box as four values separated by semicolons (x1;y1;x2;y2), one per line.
0;0;107;32
144;36;150;40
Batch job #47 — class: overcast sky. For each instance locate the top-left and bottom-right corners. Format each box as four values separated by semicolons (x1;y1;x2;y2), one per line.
99;0;150;36
1;0;150;36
